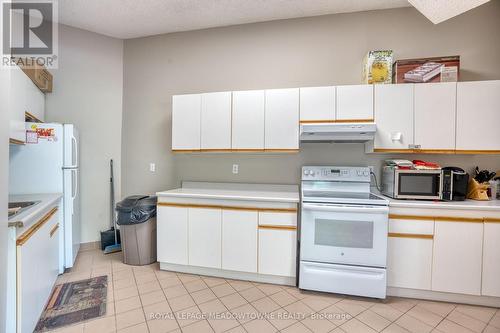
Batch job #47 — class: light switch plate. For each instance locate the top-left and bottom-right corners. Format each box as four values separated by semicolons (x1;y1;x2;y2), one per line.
232;164;239;174
150;163;156;172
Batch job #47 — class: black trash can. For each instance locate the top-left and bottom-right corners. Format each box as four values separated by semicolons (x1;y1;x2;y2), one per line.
116;195;157;265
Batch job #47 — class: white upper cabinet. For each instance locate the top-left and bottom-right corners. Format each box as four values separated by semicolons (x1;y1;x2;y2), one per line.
201;92;232;149
482;222;500;297
374;84;414;150
414;82;456;150
264;88;299;150
336;85;373;121
299;86;335;122
456;80;500;151
232;90;265;149
172;94;201;150
432;221;483;295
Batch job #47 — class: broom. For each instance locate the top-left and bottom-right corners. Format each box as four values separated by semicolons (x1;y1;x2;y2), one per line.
104;159;122;254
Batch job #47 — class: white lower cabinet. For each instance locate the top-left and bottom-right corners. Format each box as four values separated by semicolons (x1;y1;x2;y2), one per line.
157;206;188;265
17;207;59;333
482;222;500;297
188;208;222;268
157;203;298;281
258;228;296;277
388;237;433;290
387;218;433;290
222;210;258;273
432;221;483;295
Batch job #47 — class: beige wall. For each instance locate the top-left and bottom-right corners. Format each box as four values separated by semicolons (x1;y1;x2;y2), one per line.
46;25;123;243
0;54;11;333
122;1;500;197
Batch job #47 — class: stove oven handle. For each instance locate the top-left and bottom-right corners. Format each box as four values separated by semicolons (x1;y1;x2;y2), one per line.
302;203;389;214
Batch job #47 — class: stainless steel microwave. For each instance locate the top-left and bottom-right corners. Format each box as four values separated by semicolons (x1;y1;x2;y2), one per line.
381;166;442;200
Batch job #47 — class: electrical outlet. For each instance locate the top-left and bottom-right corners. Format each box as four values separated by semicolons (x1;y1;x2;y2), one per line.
150;163;156;172
232;164;239;174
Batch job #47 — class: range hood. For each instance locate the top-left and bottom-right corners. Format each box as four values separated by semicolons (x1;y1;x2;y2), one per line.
300;123;376;143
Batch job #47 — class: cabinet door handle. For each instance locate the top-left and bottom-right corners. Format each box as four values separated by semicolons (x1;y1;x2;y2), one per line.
390;132;402;141
50;223;59;237
408;144;421;149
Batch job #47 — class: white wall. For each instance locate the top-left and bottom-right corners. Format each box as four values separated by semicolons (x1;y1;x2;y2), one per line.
45;24;123;243
121;2;500;196
0;65;11;333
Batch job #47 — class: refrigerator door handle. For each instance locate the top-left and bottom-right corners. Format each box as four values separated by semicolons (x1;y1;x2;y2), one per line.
71;135;78;167
72;169;78;201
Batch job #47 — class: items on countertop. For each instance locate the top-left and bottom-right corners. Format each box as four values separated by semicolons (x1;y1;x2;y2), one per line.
441;167;469;201
467;167;498;201
412;159;441;170
384;159;413;169
384;159;440;170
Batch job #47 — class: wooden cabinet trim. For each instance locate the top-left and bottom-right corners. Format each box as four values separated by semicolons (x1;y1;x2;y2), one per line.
25;111;43;123
158;202;297;213
258;225;297;231
389;214;434;221
389;214;484;223
172;149;299;153
388;232;433;239
374;149;500;155
49;223;59;237
484;218;500;223
9;138;25;145
17;207;58;246
455;150;500;155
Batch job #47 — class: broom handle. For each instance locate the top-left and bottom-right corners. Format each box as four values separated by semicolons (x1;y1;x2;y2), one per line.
110;159;117;244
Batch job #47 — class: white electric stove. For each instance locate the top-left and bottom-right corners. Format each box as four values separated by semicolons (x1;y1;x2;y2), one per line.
299;166;389;299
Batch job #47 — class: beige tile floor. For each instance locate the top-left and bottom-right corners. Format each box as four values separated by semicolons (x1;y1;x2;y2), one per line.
50;248;500;333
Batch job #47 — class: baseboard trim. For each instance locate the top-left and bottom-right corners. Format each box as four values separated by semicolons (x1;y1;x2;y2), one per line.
388;287;500;307
159;262;296;286
79;241;100;252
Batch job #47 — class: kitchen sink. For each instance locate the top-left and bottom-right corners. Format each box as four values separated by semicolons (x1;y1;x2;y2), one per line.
8;201;41;218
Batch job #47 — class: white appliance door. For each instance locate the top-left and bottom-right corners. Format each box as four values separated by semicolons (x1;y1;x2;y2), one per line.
9;123;64;194
63;168;80;268
300;203;388;267
63;124;79;168
299;261;387;299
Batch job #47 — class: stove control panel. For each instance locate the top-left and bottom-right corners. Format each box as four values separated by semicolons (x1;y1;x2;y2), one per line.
302;166;371;182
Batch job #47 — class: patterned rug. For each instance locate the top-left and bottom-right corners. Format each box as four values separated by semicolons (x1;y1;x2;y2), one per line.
34;276;108;332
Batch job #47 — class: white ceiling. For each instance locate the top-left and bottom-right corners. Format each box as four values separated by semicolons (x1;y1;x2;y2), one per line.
57;0;412;39
408;0;490;24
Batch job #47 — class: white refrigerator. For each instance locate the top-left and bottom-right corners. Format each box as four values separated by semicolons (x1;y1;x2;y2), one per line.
9;123;81;270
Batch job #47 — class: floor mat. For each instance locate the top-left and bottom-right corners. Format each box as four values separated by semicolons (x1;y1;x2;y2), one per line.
34;275;108;332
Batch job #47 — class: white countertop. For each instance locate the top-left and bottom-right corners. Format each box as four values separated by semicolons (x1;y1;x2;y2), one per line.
157;182;299;203
9;193;63;235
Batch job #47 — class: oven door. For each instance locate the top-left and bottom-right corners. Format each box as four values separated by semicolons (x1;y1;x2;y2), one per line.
300;203;388;268
395;170;442;200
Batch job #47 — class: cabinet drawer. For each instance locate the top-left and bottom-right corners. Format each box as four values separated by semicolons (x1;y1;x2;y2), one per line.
258;212;296;227
389;218;434;235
